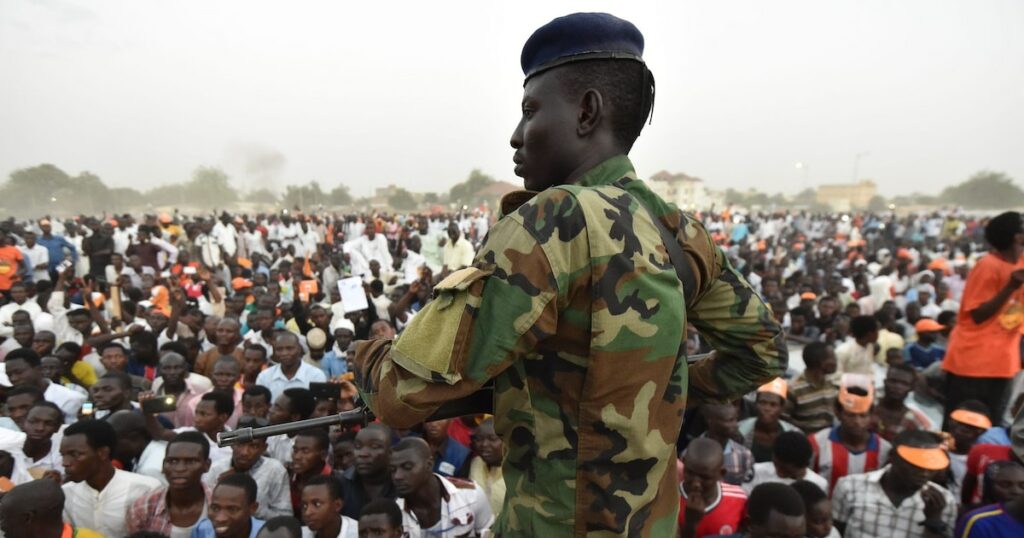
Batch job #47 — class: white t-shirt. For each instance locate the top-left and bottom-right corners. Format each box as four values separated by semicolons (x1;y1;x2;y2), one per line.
743;461;829;495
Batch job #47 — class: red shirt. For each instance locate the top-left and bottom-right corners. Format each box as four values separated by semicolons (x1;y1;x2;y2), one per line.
965;443;1012;504
678;482;747;537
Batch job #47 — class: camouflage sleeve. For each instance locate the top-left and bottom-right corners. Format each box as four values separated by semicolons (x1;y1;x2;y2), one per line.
352;192;571;428
685;227;788;404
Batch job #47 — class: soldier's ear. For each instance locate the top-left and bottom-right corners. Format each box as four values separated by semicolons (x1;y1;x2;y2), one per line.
576;88;604;138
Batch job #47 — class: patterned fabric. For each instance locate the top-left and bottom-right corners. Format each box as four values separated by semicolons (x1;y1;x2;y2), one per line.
832;467;957;538
955;503;1024;537
809;426;891;493
126;483;212;535
786;372;839;433
354;155;786;536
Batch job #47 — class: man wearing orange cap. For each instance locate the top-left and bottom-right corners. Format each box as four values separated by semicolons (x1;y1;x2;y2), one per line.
738;378;801;463
810;374;891;492
946;401;994;503
832;430;956;538
904;318;947;370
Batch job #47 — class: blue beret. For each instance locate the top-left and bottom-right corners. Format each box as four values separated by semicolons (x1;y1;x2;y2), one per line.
521;12;645;80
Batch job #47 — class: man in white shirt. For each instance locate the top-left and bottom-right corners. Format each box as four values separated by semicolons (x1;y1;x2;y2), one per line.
195;221;225;269
203;416;294;520
0;282;41;338
441;222;475;273
744;431;829;494
4;349;85;423
390;437;493;538
349;227;393;270
255;332;326;401
398;236;428;285
19;231;50;284
61;419;162;537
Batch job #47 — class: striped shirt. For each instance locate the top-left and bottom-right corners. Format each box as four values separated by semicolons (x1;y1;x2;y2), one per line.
786;372;838;434
809;426;891;493
956;503;1024;537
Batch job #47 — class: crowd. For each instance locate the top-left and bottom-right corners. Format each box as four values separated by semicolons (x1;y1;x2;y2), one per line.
0;205;1022;537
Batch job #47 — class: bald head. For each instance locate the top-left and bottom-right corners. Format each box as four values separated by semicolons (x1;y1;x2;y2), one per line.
684;437;724;469
392;436;431;461
0;478;64;531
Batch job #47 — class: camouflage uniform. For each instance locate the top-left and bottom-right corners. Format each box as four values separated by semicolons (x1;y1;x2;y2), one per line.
354;155;786;536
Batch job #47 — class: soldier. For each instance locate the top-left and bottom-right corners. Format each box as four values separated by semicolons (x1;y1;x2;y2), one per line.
353;12;785;536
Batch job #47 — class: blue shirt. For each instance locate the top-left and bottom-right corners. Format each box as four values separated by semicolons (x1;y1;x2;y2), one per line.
433;437;470;477
904;342;945;370
955;503;1024;537
191;517;264;538
37;234;77;271
977;427;1012;447
319;349;349;378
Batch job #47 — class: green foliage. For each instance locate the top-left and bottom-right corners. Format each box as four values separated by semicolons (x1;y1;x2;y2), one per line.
282;181;326;209
939;170;1023;209
245;188;278;204
388;188;417;211
449;169;494;204
328;184;352;206
423;192;439;204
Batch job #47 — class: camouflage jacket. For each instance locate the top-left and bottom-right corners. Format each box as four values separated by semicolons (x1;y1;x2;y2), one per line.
354;155;787;537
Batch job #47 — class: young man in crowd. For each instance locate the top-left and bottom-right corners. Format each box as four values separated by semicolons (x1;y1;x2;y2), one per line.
151;351;210;427
107;409;166;482
787;342;839;434
356;499;405;538
955;461;1024;536
0;478;104;538
126;431;212;534
290;428;333;515
195;318;245;377
240;344;269;389
832;430;957;538
60;418;162;537
745;431;828;494
193;474;266;538
99;341;152;399
423;418;470;478
694;403;754;485
255;332;326;401
791;480;840;538
390;437;493;536
337;423;396;520
16;401;64;476
738;378;800;463
679;437;748;538
904;318;947;370
5;348;85;423
210;355;245;427
810;374;892;492
91;371;136;418
870;363;932;441
946;400;994;502
241;384;273;420
204;416;294;521
299;475;359;538
835;315;880;377
266;387;315;464
740;483;808;538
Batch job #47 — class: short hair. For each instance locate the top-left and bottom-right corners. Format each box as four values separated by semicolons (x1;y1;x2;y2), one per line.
392;437;431;460
99;371;133;391
790;480;828;509
746;483;806;525
295;428;330;451
892;429;943;449
159;341;188;357
201;391;235;417
55;341;82;357
29;400;64;421
955;399;992;418
282;388;315;420
303;474;344;500
100;341;128;355
4;348;40;368
6;385;45;403
244;343;268;360
360;498;403;527
773;431;813;468
802;342;830;369
849;315;879;339
236;415;270;429
555;59;654;152
167;430;211;460
985;211;1023;251
214;355;241;369
242;384;272;403
63;418;117;454
217;472;258;504
886;362;918;379
258;516;302;537
130;331;156;348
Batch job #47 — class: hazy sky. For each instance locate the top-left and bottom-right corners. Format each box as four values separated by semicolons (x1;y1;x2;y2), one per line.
2;0;1022;198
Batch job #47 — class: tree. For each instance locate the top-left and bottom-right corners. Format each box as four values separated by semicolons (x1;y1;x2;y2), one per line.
449;169;494;204
245;189;278;204
940;170;1024;209
282;181;326;209
328;184;352;206
188;166;237;208
388;188;417;211
423;192;439;204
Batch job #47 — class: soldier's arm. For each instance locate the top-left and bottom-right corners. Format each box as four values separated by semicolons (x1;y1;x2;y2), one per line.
352;192;577;428
685;230;787;405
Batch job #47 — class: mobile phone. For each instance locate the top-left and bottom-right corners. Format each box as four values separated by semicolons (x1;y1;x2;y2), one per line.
183;266;197;275
310;382;339;400
81;402;94;416
141;394;178;414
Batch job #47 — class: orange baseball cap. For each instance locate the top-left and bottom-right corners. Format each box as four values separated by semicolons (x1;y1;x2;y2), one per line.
838;373;874;413
800;292;817;300
896;445;950;471
757;378;788;399
950;409;993;430
914;319;945;333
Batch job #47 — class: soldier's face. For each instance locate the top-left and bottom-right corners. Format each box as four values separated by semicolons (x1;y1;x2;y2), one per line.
511;70;585;192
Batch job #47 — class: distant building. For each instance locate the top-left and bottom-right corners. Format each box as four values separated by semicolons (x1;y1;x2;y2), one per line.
647;170;717;210
470;181;520;209
816;180;877;211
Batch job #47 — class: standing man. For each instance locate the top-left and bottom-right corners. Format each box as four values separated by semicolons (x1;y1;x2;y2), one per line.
943;211;1024;418
353;12;785;535
193;474;267;538
37;219;77;281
